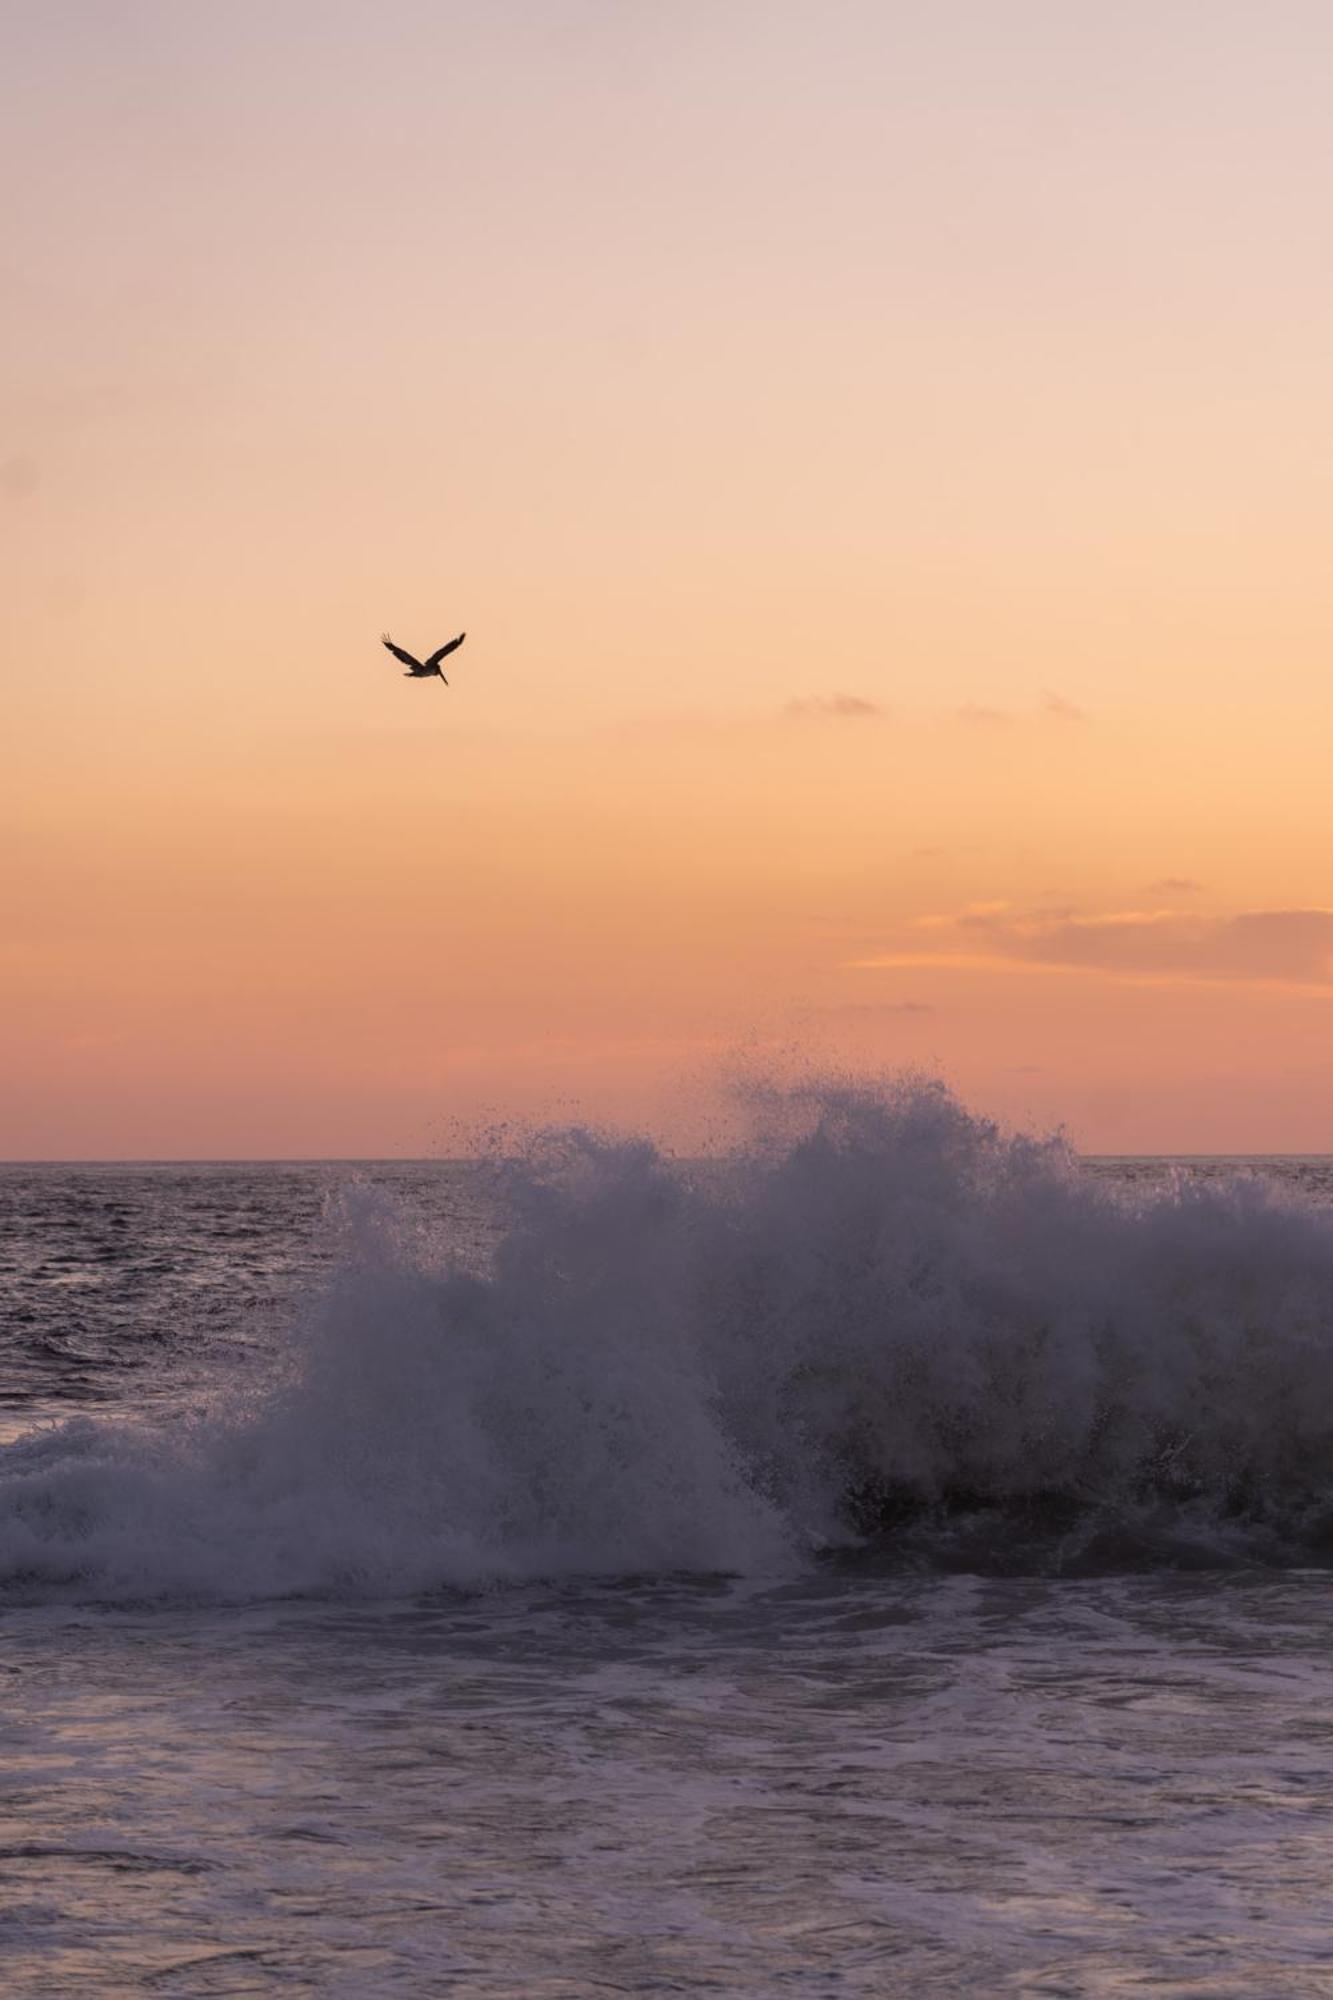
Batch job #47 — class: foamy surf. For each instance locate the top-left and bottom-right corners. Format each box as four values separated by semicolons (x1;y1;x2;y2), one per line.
6;1076;1333;1602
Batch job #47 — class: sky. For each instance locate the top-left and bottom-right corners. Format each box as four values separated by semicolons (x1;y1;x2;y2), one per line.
5;0;1333;1157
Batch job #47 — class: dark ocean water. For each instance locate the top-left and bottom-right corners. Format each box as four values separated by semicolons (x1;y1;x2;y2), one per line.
5;1084;1333;1993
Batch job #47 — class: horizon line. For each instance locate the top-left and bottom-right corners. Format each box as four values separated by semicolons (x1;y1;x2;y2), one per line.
4;1151;1333;1168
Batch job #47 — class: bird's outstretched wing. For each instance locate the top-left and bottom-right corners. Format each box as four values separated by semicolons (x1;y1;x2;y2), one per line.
426;632;466;669
381;633;422;670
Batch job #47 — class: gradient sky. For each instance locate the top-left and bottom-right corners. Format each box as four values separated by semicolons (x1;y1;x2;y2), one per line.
6;1;1333;1156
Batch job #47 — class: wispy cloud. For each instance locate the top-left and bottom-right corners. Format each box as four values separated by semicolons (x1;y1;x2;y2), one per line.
850;906;1333;989
1148;876;1202;896
951;692;1089;728
785;693;884;720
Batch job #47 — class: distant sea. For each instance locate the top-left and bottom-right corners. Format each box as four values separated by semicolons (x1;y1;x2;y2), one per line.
5;1086;1333;1993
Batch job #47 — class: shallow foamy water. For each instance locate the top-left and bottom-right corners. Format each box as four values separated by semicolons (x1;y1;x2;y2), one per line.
6;1571;1333;1995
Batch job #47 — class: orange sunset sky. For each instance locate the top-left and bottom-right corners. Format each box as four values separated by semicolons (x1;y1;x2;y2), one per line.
6;2;1333;1157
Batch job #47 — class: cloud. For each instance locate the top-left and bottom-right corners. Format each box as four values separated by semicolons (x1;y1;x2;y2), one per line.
851;906;1333;988
950;693;1088;728
1147;877;1202;896
785;693;884;720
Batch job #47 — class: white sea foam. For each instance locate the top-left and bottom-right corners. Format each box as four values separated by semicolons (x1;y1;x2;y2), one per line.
6;1076;1333;1601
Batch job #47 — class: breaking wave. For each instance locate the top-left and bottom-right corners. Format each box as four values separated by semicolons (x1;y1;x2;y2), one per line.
7;1076;1333;1600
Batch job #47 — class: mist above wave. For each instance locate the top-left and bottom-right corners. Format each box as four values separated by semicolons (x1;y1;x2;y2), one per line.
6;1075;1333;1601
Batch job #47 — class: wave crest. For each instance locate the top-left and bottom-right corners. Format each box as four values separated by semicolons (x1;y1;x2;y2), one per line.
7;1077;1333;1600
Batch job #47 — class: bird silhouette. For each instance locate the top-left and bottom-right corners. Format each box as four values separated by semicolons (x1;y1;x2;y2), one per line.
381;632;465;681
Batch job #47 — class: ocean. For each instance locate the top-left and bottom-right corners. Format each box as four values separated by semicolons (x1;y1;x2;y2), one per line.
4;1079;1333;1995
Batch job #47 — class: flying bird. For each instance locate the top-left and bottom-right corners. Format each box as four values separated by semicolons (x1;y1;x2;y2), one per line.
381;631;466;682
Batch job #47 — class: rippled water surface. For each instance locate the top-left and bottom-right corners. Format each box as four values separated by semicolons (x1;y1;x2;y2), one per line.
5;1111;1333;1994
8;1572;1333;1995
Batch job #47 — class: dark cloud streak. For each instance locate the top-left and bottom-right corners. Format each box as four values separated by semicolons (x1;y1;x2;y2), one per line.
785;693;884;720
939;907;1333;985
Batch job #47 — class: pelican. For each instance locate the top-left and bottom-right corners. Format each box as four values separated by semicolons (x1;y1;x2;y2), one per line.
381;631;466;682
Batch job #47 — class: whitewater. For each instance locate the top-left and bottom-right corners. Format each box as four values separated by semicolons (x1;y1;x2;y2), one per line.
4;1077;1333;1992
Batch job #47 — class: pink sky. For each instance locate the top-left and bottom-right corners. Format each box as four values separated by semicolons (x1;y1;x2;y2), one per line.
6;3;1333;1155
